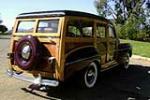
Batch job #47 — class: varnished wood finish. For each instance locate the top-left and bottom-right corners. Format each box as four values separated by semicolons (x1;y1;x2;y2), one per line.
10;11;120;82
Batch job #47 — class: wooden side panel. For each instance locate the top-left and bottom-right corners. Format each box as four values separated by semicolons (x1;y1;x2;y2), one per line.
96;39;107;65
44;43;57;58
65;37;94;54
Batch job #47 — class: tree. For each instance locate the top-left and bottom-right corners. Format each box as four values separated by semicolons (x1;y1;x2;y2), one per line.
144;7;150;38
0;25;8;33
94;0;150;40
0;13;2;24
0;20;2;24
94;0;147;24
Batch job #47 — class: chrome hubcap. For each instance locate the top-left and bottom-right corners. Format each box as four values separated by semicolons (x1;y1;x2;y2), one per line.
21;44;31;60
86;69;95;84
124;54;129;69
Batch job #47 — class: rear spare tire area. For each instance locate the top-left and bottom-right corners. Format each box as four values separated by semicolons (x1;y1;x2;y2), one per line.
14;35;40;70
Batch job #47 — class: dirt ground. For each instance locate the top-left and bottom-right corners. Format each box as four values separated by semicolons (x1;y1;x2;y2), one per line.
0;35;150;100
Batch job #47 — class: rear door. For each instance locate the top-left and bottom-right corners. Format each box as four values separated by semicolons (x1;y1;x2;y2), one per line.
95;23;107;65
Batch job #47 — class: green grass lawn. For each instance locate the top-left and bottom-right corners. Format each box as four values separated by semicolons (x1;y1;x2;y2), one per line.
120;39;150;58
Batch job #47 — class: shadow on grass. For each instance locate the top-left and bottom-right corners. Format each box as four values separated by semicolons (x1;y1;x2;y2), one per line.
22;65;150;100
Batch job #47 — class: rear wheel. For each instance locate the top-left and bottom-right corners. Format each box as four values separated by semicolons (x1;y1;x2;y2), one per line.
81;62;99;88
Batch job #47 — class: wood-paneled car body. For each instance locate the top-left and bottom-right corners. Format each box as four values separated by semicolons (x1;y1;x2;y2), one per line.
7;10;132;88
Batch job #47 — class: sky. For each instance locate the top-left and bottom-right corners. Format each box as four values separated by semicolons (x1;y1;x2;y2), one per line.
0;0;97;30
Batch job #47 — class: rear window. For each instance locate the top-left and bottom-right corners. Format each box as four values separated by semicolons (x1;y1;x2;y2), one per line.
16;20;35;33
37;19;59;33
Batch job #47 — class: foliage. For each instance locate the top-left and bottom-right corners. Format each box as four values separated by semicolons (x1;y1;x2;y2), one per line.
0;25;8;33
121;39;150;58
94;0;150;41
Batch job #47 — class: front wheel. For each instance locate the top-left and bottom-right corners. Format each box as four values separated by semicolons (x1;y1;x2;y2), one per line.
120;53;130;69
81;62;99;88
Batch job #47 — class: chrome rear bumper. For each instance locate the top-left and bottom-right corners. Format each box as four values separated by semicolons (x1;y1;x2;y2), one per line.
7;69;59;87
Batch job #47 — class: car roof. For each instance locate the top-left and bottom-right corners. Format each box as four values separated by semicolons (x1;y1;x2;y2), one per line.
17;10;109;22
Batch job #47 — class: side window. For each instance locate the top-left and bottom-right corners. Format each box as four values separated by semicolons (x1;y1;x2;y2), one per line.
37;19;59;33
96;25;106;38
82;21;93;37
109;26;115;38
67;19;93;37
82;27;93;37
68;26;81;37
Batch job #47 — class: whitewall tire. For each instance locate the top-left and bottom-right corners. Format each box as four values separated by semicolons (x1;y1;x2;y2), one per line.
83;62;98;88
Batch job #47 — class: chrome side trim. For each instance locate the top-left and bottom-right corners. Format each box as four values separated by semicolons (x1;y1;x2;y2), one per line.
7;69;59;87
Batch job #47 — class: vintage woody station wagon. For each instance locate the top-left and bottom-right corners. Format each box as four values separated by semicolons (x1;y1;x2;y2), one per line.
7;10;132;88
